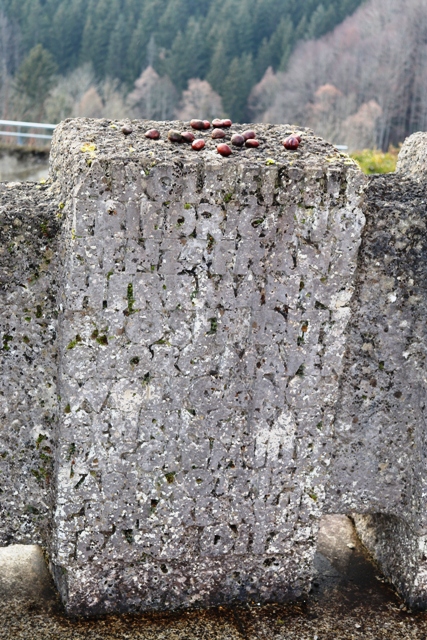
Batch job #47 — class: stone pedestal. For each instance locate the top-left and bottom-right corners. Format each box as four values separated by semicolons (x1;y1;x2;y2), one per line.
46;119;364;614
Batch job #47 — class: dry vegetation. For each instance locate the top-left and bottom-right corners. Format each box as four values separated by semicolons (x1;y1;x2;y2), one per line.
249;0;427;150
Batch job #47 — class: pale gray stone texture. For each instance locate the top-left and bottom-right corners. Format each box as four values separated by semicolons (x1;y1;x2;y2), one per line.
0;181;60;547
4;119;427;616
329;132;427;608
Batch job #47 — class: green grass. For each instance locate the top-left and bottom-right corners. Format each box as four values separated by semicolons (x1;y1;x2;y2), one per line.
350;147;399;174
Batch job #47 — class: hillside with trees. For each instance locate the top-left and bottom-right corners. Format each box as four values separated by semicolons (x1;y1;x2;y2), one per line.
0;0;364;125
250;0;427;150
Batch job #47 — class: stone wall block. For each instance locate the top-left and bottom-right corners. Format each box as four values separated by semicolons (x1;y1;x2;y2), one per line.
3;119;400;616
324;134;427;608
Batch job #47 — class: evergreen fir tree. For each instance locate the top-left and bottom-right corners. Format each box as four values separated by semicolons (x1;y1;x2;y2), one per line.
222;53;254;122
49;0;86;74
126;18;150;85
92;0;120;78
165;19;209;90
207;40;229;95
105;12;129;82
14;43;57;117
255;38;272;80
270;19;294;71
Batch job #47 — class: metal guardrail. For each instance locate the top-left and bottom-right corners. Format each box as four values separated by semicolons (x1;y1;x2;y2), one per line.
0;119;57;143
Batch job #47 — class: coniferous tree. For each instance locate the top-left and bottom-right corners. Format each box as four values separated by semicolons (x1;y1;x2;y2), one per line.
105;12;129;82
82;0;120;78
146;35;157;68
165;19;209;90
158;0;192;38
49;0;86;74
255;38;271;80
207;40;229;95
268;19;294;72
222;53;254;121
20;0;46;51
234;1;255;55
126;18;150;84
14;43;57;117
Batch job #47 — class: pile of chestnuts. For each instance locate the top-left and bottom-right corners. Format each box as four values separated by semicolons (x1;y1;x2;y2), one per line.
121;120;302;156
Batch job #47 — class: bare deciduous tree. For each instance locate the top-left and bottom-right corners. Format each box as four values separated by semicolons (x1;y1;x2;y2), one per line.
255;0;427;150
45;65;130;123
127;65;178;121
76;86;104;118
341;100;382;150
175;78;223;121
45;64;96;122
306;84;351;143
248;67;280;123
98;78;128;120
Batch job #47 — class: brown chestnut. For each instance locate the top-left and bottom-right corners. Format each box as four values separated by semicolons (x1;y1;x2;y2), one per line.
122;125;133;135
192;139;205;150
190;119;205;130
145;128;160;139
168;129;184;142
283;136;300;150
222;119;232;127
217;143;232;157
212;118;223;127
181;131;195;142
212;128;226;139
203;120;211;129
242;130;256;140
245;139;259;148
231;134;245;147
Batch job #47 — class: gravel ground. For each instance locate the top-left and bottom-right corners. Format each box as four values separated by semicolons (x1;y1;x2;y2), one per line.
1;515;427;638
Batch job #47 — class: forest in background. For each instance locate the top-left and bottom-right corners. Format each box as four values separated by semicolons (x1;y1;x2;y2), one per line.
251;0;427;150
1;0;426;151
0;0;363;126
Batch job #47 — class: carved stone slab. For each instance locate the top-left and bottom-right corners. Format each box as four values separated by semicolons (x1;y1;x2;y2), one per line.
45;119;364;614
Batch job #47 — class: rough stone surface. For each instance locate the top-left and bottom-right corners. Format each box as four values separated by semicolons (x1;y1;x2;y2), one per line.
3;119;427;617
327;132;427;608
325;169;427;520
396;130;427;178
0;181;60;546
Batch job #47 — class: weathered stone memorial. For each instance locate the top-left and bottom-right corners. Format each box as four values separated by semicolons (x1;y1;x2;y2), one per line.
0;119;426;615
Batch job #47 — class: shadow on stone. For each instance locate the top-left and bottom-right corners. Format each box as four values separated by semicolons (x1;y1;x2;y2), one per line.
0;545;63;613
0;145;49;182
314;515;400;607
